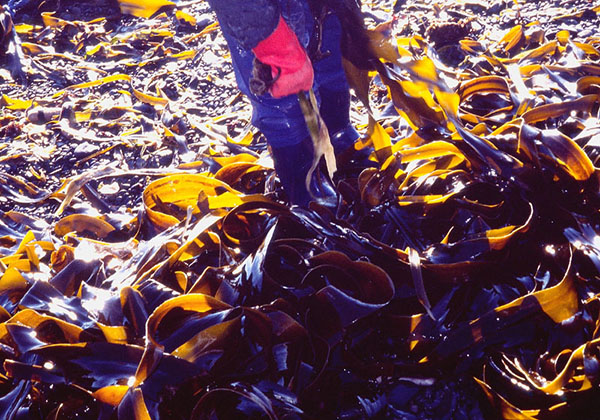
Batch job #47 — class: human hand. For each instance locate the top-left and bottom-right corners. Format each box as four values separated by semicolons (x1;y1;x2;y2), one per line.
252;16;313;98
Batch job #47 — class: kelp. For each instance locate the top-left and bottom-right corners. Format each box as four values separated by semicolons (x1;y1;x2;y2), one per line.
1;0;600;418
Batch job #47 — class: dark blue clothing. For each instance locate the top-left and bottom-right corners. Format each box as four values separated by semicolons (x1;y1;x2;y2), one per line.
206;0;280;49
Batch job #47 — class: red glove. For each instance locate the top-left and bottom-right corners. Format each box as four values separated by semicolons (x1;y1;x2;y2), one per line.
252;16;314;98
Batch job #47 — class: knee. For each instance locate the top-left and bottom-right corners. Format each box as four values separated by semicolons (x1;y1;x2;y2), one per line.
251;101;310;148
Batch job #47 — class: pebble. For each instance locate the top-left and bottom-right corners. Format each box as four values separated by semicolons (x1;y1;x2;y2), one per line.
73;142;99;158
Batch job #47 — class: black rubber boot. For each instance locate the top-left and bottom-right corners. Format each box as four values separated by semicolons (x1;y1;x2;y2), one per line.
319;87;355;151
319;87;373;169
270;136;337;207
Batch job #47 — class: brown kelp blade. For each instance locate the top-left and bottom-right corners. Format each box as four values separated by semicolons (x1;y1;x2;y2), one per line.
298;89;337;202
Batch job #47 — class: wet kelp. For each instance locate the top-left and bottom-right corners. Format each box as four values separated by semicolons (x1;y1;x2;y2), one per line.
2;0;600;418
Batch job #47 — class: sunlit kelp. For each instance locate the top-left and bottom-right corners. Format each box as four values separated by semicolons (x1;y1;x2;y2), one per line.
1;0;600;418
352;6;600;417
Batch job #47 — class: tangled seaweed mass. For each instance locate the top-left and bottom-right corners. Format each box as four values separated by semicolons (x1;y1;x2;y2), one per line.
1;0;600;418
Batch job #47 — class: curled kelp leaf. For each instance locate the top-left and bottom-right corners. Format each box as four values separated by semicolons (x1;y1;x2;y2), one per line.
425;259;578;365
191;383;279;420
303;251;395;336
54;214;117;240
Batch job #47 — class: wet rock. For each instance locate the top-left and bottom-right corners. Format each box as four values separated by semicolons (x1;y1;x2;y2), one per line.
73;142;99;158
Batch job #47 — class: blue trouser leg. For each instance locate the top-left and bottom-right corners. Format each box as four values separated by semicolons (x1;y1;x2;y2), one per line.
313;13;351;133
314;13;360;154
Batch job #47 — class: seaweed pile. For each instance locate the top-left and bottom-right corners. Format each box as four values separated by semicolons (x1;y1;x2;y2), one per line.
1;0;600;418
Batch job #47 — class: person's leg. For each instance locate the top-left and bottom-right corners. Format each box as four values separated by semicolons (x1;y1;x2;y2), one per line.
219;14;334;206
216;2;360;205
312;12;360;155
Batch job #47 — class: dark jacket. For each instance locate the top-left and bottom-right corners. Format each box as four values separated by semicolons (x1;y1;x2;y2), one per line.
206;0;281;49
